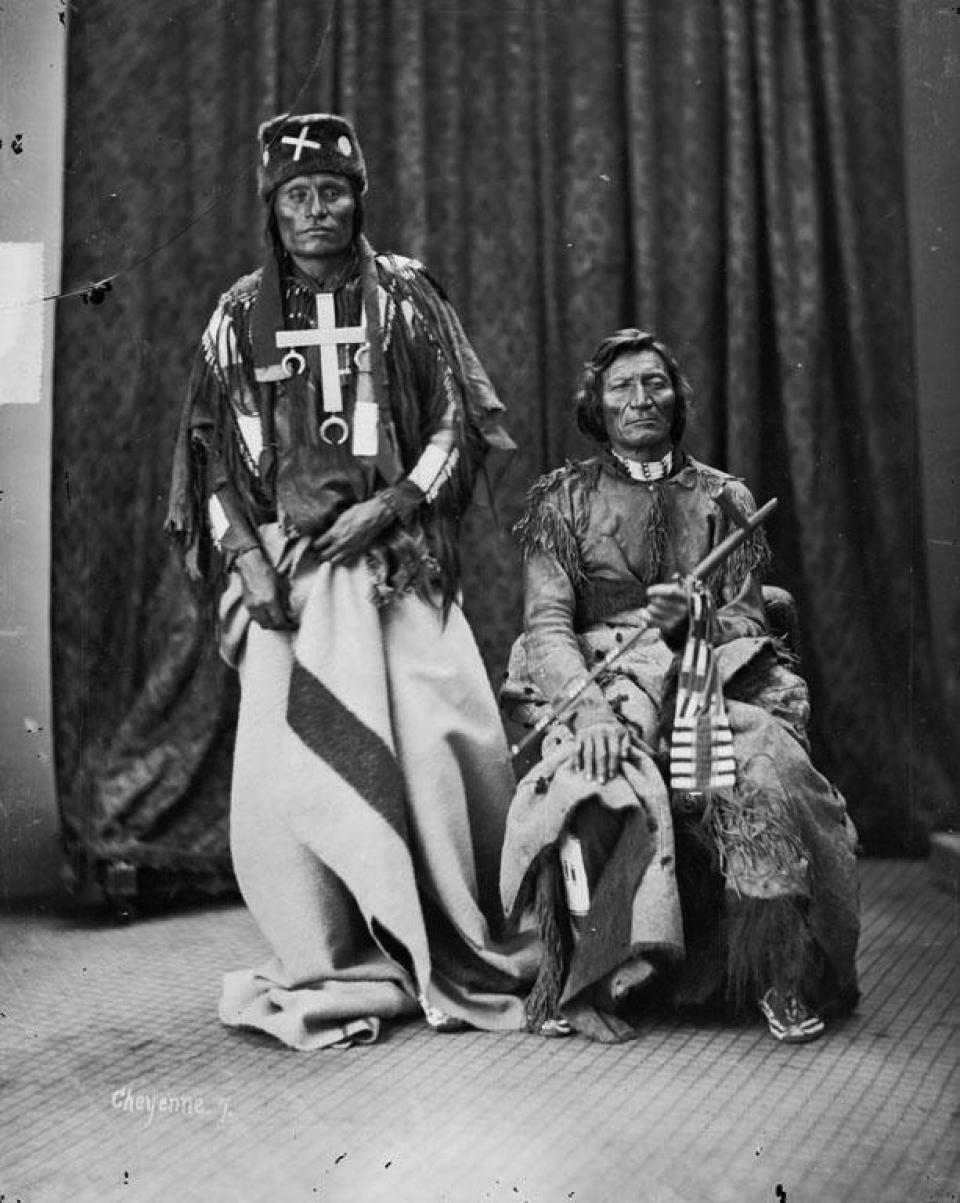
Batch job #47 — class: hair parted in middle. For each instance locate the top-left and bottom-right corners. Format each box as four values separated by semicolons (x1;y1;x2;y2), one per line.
574;328;691;447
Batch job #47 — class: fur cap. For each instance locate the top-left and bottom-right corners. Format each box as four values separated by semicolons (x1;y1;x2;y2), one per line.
257;112;368;201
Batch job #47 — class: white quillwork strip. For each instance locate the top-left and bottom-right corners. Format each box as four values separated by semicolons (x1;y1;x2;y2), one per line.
400;298;416;332
236;414;263;462
559;835;591;917
409;442;459;502
208;311;239;369
351;399;379;457
208;494;230;543
425;448;459;501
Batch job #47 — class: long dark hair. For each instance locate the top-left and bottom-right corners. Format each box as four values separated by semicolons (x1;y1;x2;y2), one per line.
574;328;691;446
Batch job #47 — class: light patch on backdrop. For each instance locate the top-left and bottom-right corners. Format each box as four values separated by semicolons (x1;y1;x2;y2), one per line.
0;242;45;406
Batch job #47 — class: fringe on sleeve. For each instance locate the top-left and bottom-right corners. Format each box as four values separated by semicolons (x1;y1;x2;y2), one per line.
719;480;772;597
696;469;772;600
165;288;265;588
380;255;515;517
164;349;219;582
512;465;584;587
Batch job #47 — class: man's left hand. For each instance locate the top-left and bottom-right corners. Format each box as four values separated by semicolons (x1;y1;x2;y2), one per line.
314;495;395;565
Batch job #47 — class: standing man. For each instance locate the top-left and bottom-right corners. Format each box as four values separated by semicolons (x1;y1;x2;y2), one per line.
167;112;535;1049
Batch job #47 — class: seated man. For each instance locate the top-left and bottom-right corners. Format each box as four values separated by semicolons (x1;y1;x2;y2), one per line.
499;329;860;1044
166;111;535;1049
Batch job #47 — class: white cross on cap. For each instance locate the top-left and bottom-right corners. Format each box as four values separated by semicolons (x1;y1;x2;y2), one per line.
281;125;322;162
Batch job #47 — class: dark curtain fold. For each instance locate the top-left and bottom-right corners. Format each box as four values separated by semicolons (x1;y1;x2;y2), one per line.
52;0;957;889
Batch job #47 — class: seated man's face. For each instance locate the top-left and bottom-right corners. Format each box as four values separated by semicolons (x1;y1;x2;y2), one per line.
601;348;675;460
274;173;355;266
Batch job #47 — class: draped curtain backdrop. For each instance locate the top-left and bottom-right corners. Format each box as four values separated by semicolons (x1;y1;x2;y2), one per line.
52;0;957;887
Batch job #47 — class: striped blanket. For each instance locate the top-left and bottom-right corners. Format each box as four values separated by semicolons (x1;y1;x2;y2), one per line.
219;553;536;1049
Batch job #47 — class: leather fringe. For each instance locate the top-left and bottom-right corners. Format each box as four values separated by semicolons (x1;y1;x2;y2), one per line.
513;479;584;585
523;849;571;1030
638;485;669;584
723;893;813;1013
700;786;809;885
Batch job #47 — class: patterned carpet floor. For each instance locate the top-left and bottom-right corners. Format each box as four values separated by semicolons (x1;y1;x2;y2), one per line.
1;858;957;1203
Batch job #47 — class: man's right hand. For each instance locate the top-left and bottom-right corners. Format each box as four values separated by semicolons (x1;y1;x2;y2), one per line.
235;547;293;630
573;720;631;785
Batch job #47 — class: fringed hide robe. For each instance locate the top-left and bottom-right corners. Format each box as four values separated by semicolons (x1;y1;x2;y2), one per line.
500;451;860;1042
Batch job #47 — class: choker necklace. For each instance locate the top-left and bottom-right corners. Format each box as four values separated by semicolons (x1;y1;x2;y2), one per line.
286;247;359;295
612;447;674;482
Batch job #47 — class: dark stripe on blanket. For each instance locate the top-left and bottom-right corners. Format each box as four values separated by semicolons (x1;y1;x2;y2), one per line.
421;893;531;995
287;660;408;842
561;808;660;1006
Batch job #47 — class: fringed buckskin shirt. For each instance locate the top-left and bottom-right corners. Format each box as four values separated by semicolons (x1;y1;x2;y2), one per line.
513;450;771;731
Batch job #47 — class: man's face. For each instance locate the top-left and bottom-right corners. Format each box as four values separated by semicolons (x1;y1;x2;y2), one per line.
273;173;356;267
601;348;676;460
